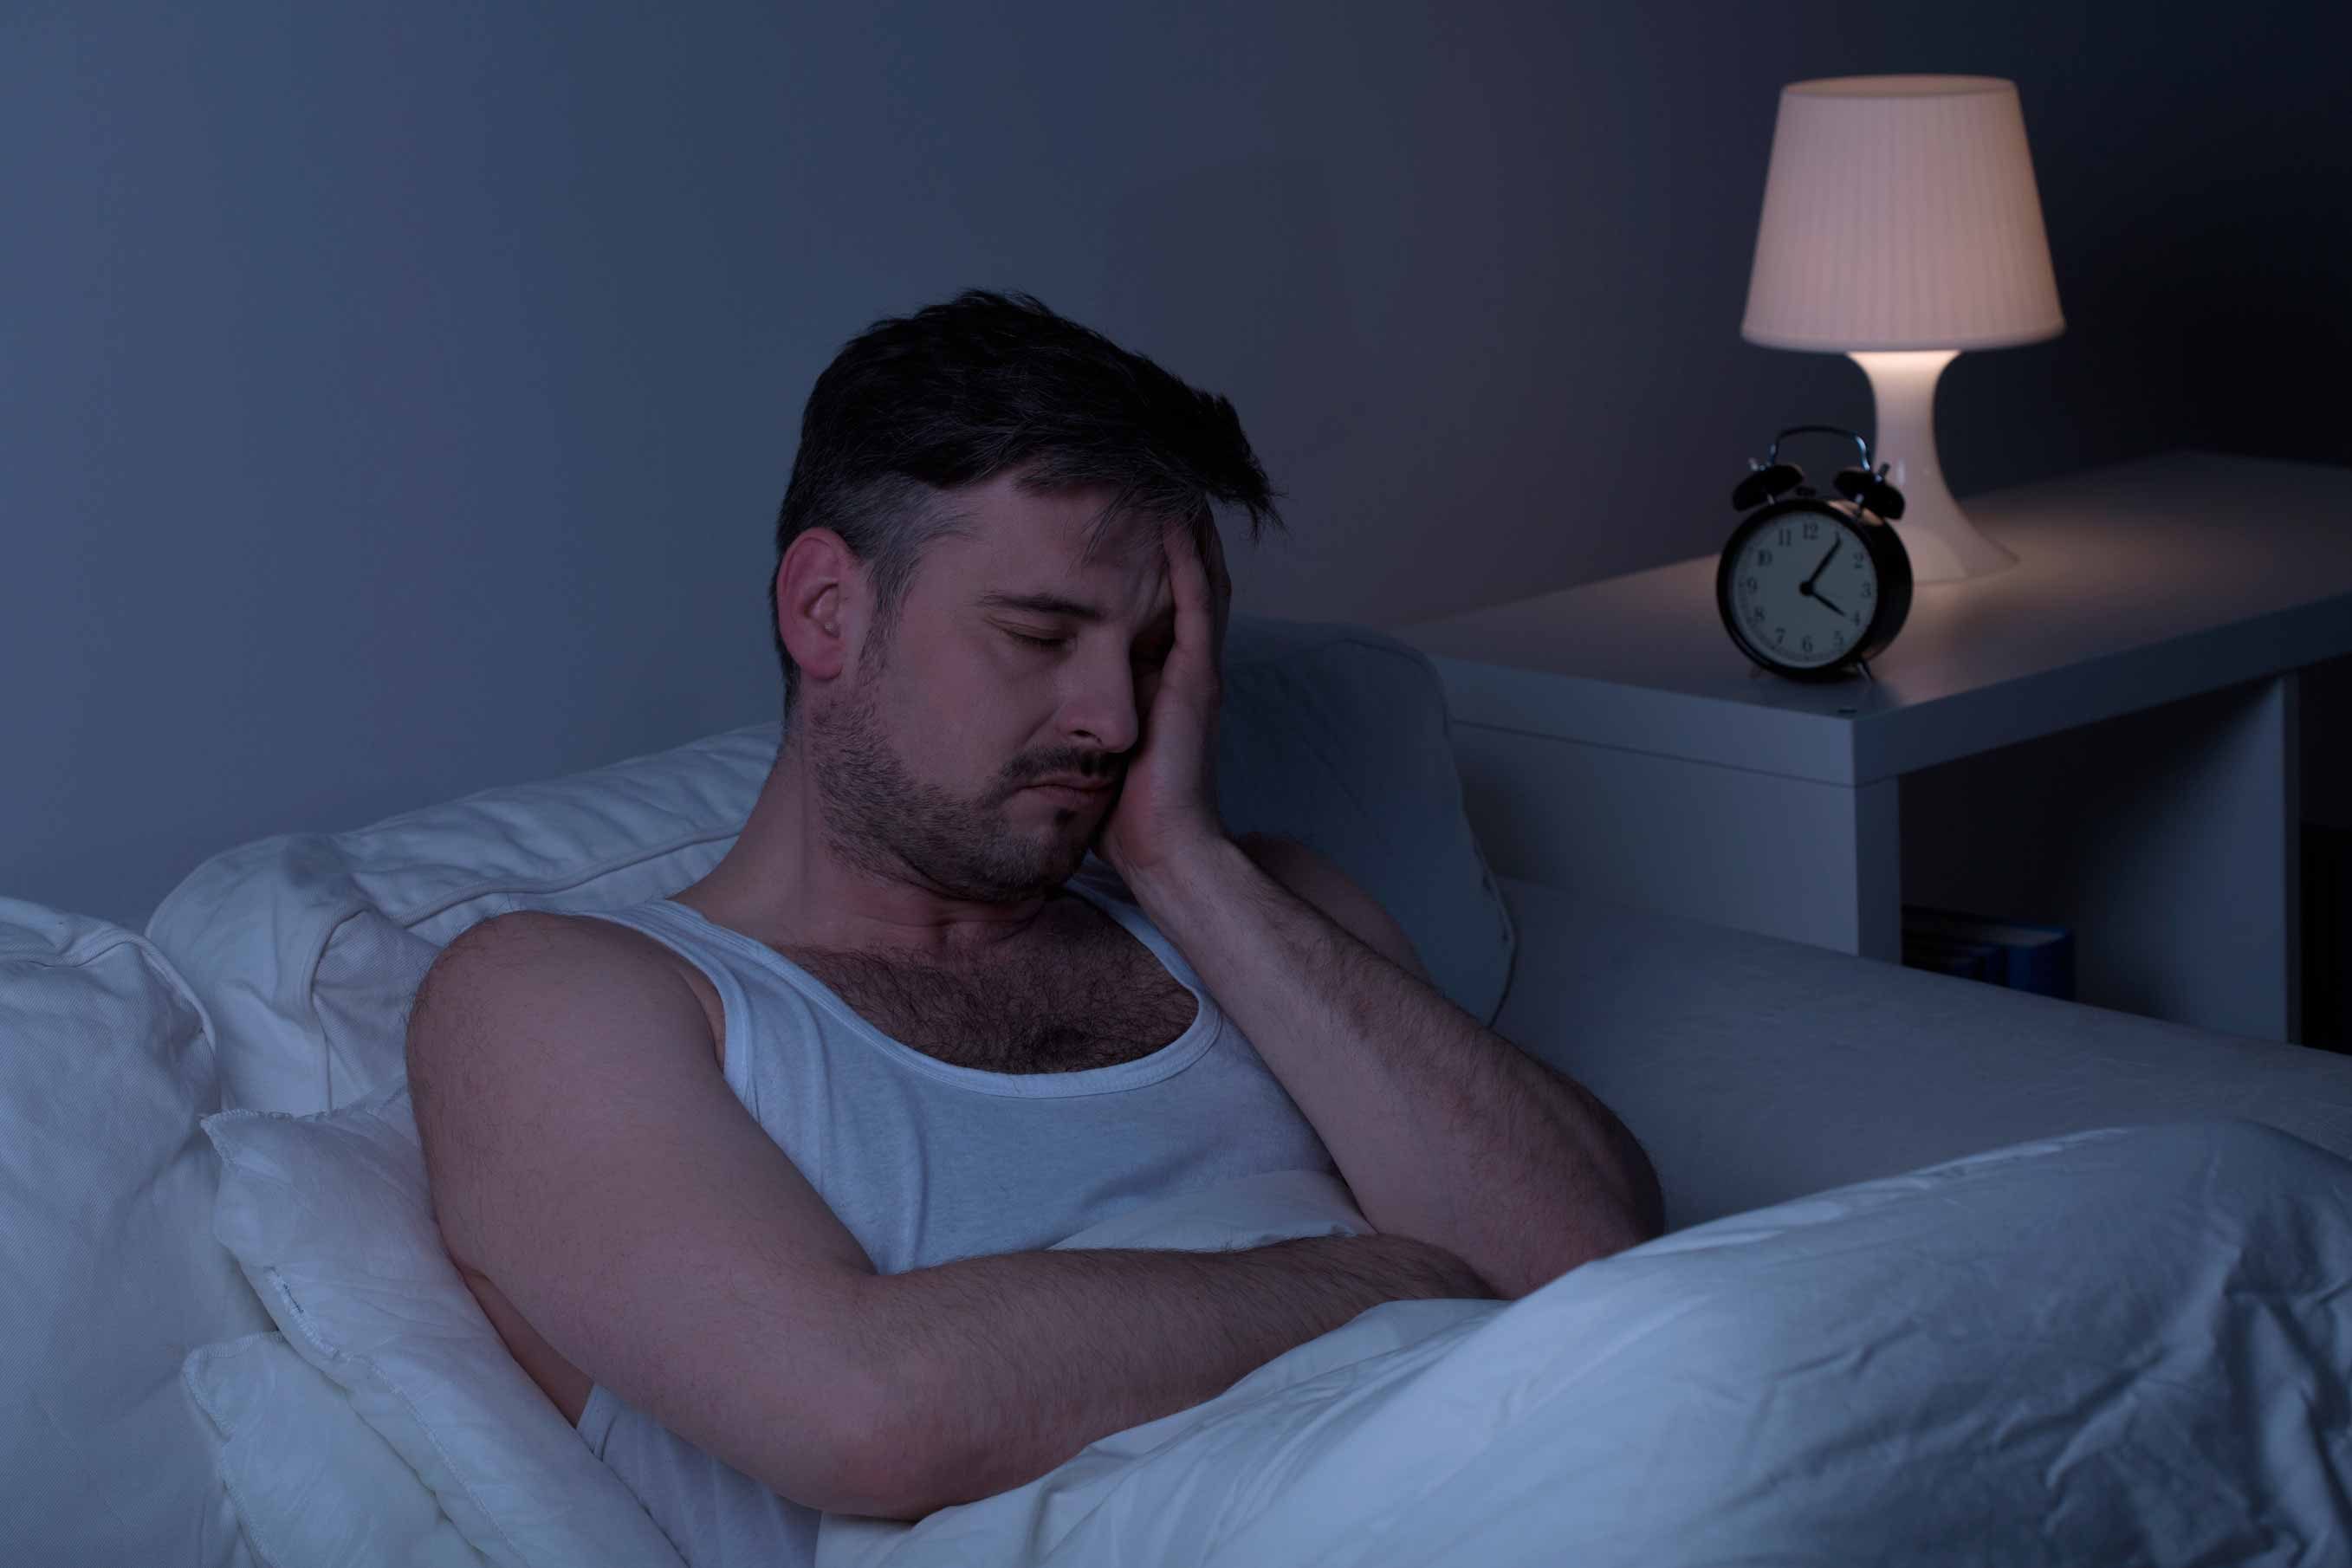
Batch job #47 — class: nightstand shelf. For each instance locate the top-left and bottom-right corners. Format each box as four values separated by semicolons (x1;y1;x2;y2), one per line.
1401;449;2352;1046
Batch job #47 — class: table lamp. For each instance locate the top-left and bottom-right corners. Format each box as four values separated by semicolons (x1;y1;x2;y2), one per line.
1741;75;2064;582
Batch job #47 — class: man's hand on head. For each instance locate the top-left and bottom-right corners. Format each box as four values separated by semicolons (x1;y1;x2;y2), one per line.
1093;515;1233;884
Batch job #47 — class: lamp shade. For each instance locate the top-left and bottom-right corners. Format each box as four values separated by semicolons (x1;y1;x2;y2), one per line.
1741;75;2064;353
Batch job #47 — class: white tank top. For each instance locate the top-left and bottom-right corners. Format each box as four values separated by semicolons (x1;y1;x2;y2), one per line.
567;852;1335;1565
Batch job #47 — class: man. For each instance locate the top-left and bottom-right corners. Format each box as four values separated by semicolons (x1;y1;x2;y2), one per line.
406;289;1662;1563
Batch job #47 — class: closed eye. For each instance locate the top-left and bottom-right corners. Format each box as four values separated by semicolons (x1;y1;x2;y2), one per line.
1003;626;1169;663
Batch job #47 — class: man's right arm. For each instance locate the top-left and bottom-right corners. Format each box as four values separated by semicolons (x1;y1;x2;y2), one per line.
408;911;1491;1526
852;1229;1492;1520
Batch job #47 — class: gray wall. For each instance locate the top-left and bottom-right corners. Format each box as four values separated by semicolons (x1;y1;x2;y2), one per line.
5;0;2346;931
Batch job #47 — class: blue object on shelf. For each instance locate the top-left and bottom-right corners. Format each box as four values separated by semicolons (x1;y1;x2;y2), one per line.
1902;932;2002;984
1902;905;2076;1002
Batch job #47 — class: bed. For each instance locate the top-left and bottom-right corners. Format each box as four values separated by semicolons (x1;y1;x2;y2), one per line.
5;612;2348;1565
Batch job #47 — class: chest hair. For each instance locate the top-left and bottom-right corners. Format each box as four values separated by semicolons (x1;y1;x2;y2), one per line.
782;901;1201;1074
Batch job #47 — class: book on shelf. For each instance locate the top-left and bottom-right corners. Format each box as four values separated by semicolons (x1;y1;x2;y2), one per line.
1901;905;2076;1001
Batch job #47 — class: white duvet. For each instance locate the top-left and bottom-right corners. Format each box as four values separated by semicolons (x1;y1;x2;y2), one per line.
818;1118;2352;1567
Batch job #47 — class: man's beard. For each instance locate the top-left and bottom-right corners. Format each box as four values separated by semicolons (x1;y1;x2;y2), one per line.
803;669;1090;904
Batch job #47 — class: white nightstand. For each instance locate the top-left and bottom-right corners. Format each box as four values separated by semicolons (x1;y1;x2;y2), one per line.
1400;449;2352;1046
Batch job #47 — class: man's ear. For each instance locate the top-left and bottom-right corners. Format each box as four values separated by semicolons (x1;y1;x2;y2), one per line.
775;529;862;684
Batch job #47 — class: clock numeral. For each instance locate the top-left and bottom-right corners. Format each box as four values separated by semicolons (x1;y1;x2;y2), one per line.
1801;636;1815;654
1802;519;1819;541
1773;626;1785;645
1832;630;1844;647
1778;527;1792;546
1758;548;1774;566
1860;580;1874;599
1751;606;1765;623
1744;575;1758;593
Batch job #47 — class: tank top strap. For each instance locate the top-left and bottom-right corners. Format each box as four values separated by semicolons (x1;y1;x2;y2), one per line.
567;900;768;1109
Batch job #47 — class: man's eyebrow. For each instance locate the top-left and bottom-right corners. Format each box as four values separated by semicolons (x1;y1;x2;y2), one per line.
977;592;1177;634
977;591;1106;622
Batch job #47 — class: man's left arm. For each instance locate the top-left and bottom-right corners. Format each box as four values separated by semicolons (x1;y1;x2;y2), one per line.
1122;830;1665;1301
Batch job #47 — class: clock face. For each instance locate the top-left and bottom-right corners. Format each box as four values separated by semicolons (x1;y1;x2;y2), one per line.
1728;506;1882;670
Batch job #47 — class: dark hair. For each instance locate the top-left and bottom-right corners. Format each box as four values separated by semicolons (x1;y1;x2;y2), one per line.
768;288;1286;717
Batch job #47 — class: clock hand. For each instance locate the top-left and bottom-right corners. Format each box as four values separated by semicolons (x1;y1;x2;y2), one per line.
1803;538;1842;592
1814;590;1845;617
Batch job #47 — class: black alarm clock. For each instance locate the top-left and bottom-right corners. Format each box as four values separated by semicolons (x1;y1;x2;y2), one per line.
1717;424;1915;683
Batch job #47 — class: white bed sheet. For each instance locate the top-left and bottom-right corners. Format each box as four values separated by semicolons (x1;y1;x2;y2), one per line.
819;1118;2352;1567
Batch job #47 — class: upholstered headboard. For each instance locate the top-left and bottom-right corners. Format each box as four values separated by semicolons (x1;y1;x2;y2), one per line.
146;615;1516;1115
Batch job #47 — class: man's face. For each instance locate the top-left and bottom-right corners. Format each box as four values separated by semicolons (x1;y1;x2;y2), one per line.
803;473;1180;906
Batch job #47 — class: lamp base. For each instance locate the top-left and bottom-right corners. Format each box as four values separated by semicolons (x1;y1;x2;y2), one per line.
1850;350;2018;584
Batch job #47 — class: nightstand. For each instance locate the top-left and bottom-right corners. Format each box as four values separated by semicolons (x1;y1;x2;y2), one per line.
1400;449;2352;1046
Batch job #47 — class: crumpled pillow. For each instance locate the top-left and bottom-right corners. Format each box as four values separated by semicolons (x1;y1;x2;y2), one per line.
0;896;270;1568
203;1078;688;1568
181;1330;491;1568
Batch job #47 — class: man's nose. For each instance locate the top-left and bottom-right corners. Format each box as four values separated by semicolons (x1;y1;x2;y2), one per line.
1062;658;1143;755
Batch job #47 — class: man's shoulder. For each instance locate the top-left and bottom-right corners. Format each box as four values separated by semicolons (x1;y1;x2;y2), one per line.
419;906;715;1039
410;906;729;1124
435;904;674;981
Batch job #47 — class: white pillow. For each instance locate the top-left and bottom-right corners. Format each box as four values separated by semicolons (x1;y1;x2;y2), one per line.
0;896;271;1568
152;722;774;1116
149;617;1516;1117
203;1079;688;1568
183;1331;491;1568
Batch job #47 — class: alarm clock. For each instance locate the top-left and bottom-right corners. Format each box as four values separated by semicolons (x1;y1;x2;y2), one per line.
1717;424;1915;683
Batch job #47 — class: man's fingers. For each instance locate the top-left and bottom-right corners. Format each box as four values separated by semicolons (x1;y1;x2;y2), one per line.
1205;519;1230;595
1163;518;1229;677
1163;520;1210;647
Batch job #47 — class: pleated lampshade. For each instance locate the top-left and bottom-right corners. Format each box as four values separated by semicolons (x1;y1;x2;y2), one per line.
1741;75;2064;353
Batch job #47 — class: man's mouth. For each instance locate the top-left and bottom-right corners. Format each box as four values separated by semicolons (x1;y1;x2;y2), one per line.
1031;781;1109;797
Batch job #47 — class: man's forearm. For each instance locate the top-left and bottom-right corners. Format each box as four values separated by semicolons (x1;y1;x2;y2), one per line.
1126;836;1660;1300
846;1232;1490;1521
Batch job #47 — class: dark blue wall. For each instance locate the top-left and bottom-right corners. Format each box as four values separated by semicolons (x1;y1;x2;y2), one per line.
3;0;2345;928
